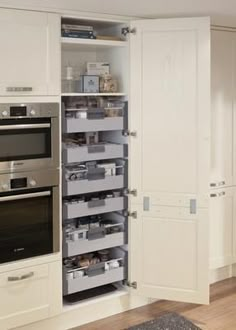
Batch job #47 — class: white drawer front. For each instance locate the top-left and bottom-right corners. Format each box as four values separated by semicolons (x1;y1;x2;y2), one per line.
0;261;61;329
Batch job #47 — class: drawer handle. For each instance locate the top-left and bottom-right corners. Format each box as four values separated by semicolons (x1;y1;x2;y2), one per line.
87;145;105;154
210;192;225;198
6;87;33;92
8;271;34;282
210;181;225;187
88;199;106;208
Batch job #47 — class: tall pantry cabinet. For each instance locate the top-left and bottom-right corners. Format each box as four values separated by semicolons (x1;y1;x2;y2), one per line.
61;16;210;307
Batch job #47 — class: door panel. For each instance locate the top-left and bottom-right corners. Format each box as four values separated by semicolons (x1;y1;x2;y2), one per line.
211;30;233;188
0;9;60;96
129;17;210;304
142;30;197;193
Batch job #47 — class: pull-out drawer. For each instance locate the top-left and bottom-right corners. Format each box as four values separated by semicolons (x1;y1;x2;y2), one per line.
64;117;124;133
63;196;125;219
64;266;125;295
0;261;61;329
63;174;124;196
63;231;125;257
63;143;126;163
63;248;126;295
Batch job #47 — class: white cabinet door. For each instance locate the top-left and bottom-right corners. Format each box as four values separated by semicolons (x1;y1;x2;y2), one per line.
129;17;210;304
0;261;61;329
0;9;60;96
211;30;234;189
209;188;233;269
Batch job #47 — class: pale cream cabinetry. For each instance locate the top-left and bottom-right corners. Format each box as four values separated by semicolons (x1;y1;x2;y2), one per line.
0;9;60;96
0;261;61;330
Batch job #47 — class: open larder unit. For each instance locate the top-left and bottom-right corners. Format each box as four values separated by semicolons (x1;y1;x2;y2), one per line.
60;15;211;307
61;17;131;303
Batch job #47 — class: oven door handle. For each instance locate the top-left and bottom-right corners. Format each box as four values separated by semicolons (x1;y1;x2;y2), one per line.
0;191;51;202
0;123;51;130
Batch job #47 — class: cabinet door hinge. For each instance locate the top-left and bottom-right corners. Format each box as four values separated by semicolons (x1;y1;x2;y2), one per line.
121;27;136;36
128;211;137;219
124;188;137;197
123;130;137;137
126;281;137;289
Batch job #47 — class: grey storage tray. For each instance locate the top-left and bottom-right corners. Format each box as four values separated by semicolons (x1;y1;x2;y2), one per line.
63;143;125;163
63;267;125;295
63;231;125;257
63;175;124;196
64;117;124;133
63;196;124;219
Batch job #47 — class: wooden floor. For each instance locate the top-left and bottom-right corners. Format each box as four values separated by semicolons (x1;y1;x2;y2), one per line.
75;278;236;330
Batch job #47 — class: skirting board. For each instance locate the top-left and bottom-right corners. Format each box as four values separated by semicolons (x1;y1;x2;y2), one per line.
210;265;234;284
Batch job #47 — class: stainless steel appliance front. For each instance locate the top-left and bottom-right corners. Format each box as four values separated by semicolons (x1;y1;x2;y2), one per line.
0;169;60;263
0;103;59;173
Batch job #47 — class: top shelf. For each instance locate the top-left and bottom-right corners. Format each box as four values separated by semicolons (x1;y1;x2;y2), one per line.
61;37;128;51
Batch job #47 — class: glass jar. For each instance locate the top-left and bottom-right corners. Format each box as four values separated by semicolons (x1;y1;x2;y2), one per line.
100;74;118;93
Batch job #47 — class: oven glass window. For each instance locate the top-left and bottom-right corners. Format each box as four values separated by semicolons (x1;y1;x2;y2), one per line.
0;118;51;161
0;189;53;263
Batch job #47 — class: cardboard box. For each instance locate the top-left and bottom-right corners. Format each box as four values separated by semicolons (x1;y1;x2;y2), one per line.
82;75;99;93
87;62;110;76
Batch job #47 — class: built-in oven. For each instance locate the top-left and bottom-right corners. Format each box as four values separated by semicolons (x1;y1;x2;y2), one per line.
0;169;60;264
0;103;59;173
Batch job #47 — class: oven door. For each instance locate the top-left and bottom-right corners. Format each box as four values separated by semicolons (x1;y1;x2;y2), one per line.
0;117;59;172
0;187;59;264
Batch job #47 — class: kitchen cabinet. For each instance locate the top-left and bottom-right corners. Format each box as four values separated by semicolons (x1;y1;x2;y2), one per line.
211;30;234;188
0;261;61;329
210;188;234;269
0;9;60;96
60;16;211;306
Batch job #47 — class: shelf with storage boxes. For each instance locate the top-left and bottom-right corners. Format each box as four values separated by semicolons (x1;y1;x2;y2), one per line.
63;191;127;219
62;96;128;163
63;142;127;163
63;159;127;196
63;247;127;295
63;98;127;133
63;211;127;257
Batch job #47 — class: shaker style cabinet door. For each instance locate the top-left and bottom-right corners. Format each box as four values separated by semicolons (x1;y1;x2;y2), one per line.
211;30;234;189
0;261;61;329
0;9;60;96
209;188;233;270
129;17;211;304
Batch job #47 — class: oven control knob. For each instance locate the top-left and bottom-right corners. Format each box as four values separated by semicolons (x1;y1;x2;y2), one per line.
2;111;8;117
30;109;36;116
2;184;8;191
29;179;36;187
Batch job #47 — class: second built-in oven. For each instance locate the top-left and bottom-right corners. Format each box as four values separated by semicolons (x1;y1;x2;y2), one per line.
0;103;59;173
0;169;60;264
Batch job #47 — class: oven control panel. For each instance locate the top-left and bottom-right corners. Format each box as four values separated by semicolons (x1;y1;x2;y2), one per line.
0;169;59;193
0;103;59;119
1;178;36;192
